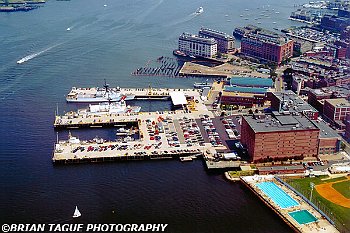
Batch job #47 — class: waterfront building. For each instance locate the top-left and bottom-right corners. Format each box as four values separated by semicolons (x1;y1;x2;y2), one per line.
178;33;217;58
323;98;350;129
320;14;350;33
268;91;319;120
198;27;234;53
312;119;341;155
240;30;294;65
240;112;340;162
241;113;320;162
220;91;266;108
220;77;273;107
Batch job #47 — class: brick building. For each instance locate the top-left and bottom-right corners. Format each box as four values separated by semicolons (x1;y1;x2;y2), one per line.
198;27;235;53
220;77;273;107
323;98;350;129
241;113;320;162
241;112;340;162
241;30;294;65
307;86;350;113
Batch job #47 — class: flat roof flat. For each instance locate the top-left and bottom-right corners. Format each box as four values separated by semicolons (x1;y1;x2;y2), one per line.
243;113;318;133
230;77;273;88
224;86;269;94
325;98;350;107
311;120;341;139
170;91;187;106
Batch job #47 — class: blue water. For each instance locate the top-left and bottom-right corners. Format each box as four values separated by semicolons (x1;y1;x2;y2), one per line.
0;0;306;231
256;182;299;209
289;210;318;225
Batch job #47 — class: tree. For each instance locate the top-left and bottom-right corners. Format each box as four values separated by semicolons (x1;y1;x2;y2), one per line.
341;141;346;150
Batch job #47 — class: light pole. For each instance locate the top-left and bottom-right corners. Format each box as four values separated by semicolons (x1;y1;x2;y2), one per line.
310;182;315;201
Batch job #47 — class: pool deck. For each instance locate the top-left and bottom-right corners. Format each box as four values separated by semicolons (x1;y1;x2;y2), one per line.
241;175;339;233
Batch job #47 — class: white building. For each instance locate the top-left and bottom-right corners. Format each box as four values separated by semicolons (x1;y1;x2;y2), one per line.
178;33;217;58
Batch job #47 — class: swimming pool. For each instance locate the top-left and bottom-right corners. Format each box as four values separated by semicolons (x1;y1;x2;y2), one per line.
289;210;318;225
256;182;299;209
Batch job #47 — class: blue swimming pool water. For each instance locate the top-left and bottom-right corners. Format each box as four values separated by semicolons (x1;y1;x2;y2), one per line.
256;182;299;209
289;210;318;225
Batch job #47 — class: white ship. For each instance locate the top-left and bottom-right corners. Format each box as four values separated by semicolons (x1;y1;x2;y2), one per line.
77;98;141;115
66;81;135;103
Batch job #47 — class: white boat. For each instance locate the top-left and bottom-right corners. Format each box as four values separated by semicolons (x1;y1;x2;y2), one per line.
103;4;107;7
195;7;203;14
66;27;71;31
194;79;211;89
66;80;135;103
73;206;81;218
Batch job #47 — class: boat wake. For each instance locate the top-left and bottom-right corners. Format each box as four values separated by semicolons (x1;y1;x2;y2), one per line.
166;12;199;27
16;43;61;64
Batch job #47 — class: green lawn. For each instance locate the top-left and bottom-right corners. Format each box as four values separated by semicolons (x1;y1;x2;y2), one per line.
286;176;350;233
332;180;350;199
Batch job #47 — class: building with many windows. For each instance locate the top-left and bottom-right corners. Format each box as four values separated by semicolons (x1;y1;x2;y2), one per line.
178;33;217;58
240;112;340;162
198;27;234;53
323;98;350;129
241;30;294;65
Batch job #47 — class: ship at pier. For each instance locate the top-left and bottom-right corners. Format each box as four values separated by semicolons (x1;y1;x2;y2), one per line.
66;81;135;103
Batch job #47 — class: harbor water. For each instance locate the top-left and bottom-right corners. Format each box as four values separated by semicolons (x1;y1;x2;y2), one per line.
0;0;306;231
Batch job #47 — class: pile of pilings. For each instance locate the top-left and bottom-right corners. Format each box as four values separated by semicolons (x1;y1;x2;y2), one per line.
132;56;183;77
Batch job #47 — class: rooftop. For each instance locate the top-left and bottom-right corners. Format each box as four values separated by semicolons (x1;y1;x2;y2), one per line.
272;91;318;113
199;27;233;40
325;98;350;107
170;91;187;106
243;30;291;46
229;77;273;88
243;112;318;133
309;86;350;98
311;120;340;139
179;33;217;45
224;86;269;94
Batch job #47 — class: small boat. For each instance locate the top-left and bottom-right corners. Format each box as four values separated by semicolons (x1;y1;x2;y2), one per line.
173;50;187;57
195;7;203;14
103;4;107;7
194;79;211;89
180;157;193;162
273;22;277;24
73;206;81;218
66;27;71;31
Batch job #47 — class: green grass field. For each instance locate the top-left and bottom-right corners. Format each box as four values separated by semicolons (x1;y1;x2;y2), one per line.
332;180;350;199
286;176;350;233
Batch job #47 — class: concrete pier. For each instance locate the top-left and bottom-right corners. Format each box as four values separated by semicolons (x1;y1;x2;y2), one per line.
241;175;339;233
